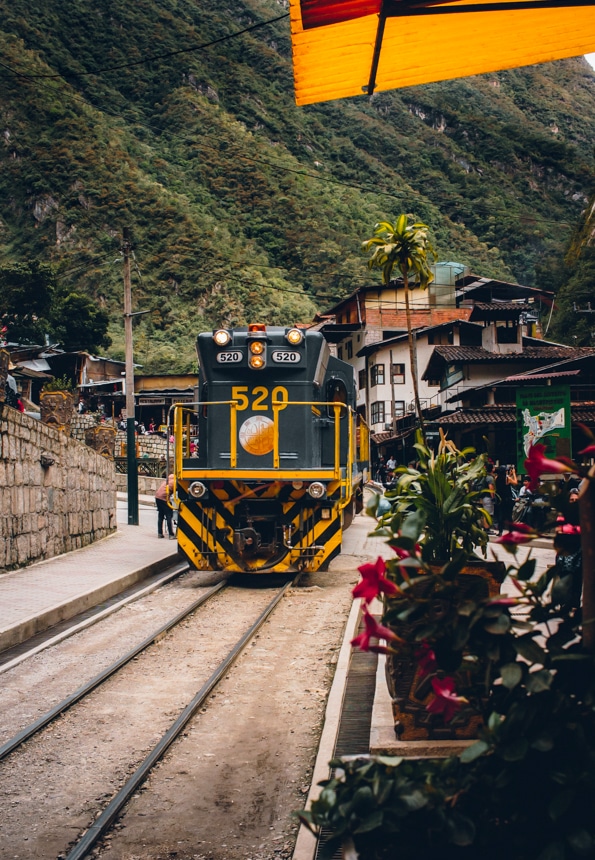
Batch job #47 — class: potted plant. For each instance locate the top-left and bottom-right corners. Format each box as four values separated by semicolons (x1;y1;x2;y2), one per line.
366;433;505;740
300;440;595;860
40;375;76;434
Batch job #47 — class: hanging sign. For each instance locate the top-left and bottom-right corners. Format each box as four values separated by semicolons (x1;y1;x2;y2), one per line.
516;385;571;472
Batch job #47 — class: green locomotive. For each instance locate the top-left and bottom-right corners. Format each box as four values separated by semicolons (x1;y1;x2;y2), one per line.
171;324;369;574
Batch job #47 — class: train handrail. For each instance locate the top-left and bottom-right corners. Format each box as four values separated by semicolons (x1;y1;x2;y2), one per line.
169;399;355;483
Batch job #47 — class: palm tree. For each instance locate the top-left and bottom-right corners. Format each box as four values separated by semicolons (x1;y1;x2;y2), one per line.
362;215;435;441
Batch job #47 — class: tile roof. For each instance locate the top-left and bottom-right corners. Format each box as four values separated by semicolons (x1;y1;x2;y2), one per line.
435;345;593;363
439;403;595;425
423;345;595;379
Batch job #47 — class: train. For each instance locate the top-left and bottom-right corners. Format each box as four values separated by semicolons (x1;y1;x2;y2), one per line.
169;324;370;574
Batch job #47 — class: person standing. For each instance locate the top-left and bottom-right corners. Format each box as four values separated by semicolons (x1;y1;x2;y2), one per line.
155;474;176;539
495;464;518;535
480;463;497;532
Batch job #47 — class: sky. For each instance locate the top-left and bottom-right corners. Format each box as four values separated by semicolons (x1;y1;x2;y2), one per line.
585;54;595;69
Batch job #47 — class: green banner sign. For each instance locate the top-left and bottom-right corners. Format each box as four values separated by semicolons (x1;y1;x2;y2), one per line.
516;385;571;473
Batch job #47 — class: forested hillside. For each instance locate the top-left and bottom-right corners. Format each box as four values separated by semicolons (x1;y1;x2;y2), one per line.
1;0;594;369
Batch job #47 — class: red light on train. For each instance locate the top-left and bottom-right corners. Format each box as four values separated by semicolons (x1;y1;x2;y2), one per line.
248;323;266;332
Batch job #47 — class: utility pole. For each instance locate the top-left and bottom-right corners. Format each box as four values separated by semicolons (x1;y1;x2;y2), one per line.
123;227;139;525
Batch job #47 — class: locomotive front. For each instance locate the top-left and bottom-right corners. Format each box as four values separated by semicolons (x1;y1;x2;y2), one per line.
171;324;368;574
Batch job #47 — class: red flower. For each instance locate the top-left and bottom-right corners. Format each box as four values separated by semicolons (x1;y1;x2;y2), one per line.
416;643;438;677
579;444;595;456
352;556;400;604
426;677;468;722
351;608;401;654
508;522;537;534
525;443;574;490
496;530;536;547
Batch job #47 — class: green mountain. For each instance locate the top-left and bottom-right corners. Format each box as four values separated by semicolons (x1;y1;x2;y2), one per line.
1;0;594;369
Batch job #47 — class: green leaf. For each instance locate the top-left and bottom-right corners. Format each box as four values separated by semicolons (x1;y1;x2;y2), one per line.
517;557;537;581
401;509;426;540
484;612;511;634
353;811;384;834
514;636;548;664
500;737;529;761
527;669;554;693
448;812;476;846
460;740;489;763
567;828;594;856
537;842;566;860
500;662;523;689
548;789;574;821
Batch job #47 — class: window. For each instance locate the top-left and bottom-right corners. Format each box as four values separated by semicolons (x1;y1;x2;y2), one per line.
371;363;385;386
358;369;367;390
337;346;343;360
428;329;454;345
391;363;405;384
371;401;385;425
346;341;353;359
496;324;518;344
393;401;405;417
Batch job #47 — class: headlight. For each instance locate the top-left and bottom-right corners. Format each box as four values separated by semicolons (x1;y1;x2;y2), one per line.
213;330;231;346
249;340;265;355
188;481;207;498
286;328;303;345
307;482;326;499
249;355;265;369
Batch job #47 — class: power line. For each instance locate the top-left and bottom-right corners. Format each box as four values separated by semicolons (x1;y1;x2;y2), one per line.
0;13;289;80
0;54;579;231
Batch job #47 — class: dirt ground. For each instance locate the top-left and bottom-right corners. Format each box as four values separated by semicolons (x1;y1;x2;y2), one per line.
0;517;552;860
0;515;383;860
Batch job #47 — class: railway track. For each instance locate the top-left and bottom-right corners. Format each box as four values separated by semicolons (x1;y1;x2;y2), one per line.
0;574;297;860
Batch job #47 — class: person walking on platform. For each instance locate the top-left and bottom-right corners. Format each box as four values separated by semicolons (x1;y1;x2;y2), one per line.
155;474;176;539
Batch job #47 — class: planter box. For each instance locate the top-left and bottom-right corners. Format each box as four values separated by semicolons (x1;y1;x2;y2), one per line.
385;559;506;742
85;425;117;457
40;391;75;434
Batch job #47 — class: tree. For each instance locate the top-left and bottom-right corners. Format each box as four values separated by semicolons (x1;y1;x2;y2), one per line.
363;215;435;440
0;262;111;352
0;262;55;344
49;291;111;353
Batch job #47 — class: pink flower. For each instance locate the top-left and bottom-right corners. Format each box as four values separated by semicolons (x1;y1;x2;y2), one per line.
352;556;400;604
496;531;536;546
579;444;595;456
508;522;537;534
487;596;518;606
416;644;438;677
525;443;574;490
351;608;402;654
427;677;468;722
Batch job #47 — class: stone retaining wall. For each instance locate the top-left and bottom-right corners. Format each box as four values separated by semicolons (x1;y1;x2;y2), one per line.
114;431;168;459
0;404;117;573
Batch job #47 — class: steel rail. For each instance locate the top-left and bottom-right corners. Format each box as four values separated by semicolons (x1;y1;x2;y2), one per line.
0;561;191;676
65;577;296;860
0;579;226;762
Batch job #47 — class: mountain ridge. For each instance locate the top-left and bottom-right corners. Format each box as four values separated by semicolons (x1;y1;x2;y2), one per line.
1;0;594;368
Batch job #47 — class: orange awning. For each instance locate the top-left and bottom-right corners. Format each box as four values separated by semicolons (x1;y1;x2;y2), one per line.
289;0;595;105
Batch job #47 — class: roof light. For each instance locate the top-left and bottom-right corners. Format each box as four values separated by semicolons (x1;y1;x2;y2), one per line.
286;328;303;345
213;330;231;346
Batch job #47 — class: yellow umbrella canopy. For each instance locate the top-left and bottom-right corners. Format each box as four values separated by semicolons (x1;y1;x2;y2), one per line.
290;0;595;105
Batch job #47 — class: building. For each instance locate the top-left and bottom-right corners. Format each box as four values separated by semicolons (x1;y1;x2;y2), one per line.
315;264;557;462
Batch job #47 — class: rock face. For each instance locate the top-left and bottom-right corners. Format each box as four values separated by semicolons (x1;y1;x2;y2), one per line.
0;406;116;572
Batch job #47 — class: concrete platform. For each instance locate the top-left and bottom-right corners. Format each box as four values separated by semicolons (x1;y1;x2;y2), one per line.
0;497;180;654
